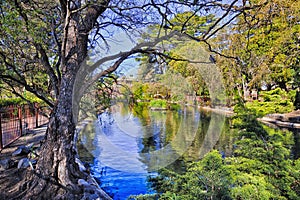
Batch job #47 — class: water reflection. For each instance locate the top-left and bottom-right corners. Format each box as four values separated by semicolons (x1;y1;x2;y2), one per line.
78;103;230;199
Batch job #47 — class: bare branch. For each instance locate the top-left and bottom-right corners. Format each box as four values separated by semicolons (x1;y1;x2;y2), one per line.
35;43;60;98
202;0;239;40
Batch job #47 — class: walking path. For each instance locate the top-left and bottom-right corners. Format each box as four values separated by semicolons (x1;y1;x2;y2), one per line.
0;125;47;199
0;125;47;160
199;106;234;116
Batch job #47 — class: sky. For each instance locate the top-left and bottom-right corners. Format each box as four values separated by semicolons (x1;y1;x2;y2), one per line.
90;30;140;78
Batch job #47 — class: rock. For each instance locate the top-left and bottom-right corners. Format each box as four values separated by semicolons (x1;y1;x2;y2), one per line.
78;176;112;200
75;157;87;172
17;158;30;169
34;147;42;156
83;185;97;194
12;148;23;156
78;179;90;187
0;158;14;170
87;176;100;186
12;145;30;156
87;193;99;199
26;142;34;149
30;159;37;165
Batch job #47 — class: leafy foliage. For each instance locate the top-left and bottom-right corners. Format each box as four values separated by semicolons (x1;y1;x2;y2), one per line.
245;88;295;116
131;82;150;101
0;93;44;107
136;12;215;100
150;150;232;200
148;105;299;199
216;0;300;103
0;1;59;106
149;99;167;109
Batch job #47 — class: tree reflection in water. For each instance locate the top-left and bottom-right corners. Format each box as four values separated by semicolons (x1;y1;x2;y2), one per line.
78;103;233;199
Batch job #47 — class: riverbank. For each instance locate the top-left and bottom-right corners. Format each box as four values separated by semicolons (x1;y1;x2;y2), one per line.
199;105;300;129
258;110;300;129
199;106;234;116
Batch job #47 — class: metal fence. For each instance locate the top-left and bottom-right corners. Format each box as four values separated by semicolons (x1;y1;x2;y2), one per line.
0;103;50;150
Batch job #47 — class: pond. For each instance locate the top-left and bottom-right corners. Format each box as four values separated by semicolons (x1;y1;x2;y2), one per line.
78;102;233;199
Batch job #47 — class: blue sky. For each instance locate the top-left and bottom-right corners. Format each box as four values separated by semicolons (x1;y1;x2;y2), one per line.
90;30;140;78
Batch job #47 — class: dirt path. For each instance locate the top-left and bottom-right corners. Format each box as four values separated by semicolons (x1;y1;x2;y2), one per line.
0;125;47;159
0;125;47;199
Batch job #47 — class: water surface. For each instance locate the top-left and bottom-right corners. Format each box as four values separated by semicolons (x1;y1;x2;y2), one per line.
78;103;232;199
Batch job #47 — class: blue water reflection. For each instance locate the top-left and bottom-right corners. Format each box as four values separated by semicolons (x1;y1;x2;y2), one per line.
92;160;157;199
79;103;227;199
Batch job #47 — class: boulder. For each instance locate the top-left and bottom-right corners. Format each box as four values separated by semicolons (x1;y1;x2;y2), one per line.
75;157;87;172
17;158;30;169
26;142;34;149
78;179;90;187
12;145;30;156
81;193;99;200
78;177;113;200
0;158;14;170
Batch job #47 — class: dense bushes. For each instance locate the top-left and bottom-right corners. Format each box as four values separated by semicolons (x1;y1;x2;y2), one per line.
149;99;167;109
245;88;296;116
0;97;23;107
229;107;299;199
149;150;233;200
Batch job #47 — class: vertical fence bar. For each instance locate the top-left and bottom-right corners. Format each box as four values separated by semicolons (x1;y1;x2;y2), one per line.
18;106;23;135
35;103;39;127
0;113;3;150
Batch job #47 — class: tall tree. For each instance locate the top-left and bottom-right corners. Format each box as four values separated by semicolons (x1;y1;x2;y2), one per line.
217;0;300;96
0;0;267;198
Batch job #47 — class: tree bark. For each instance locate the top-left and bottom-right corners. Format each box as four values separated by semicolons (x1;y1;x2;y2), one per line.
22;43;87;199
19;1;112;199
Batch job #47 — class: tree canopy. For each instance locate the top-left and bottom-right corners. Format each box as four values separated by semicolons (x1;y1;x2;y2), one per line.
216;0;300;98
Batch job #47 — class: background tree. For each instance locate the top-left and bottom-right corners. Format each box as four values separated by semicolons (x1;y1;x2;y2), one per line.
216;0;300;100
136;12;216;99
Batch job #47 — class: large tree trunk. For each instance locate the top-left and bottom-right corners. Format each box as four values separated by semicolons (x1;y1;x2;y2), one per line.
23;80;83;199
18;2;112;198
21;70;111;199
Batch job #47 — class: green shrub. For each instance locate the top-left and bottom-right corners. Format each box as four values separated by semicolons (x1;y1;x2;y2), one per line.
149;150;233;200
149;99;167;109
246;88;295;116
127;194;159;200
0;93;44;107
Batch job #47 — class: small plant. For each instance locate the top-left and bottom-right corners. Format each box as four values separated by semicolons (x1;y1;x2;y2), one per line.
127;193;159;200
